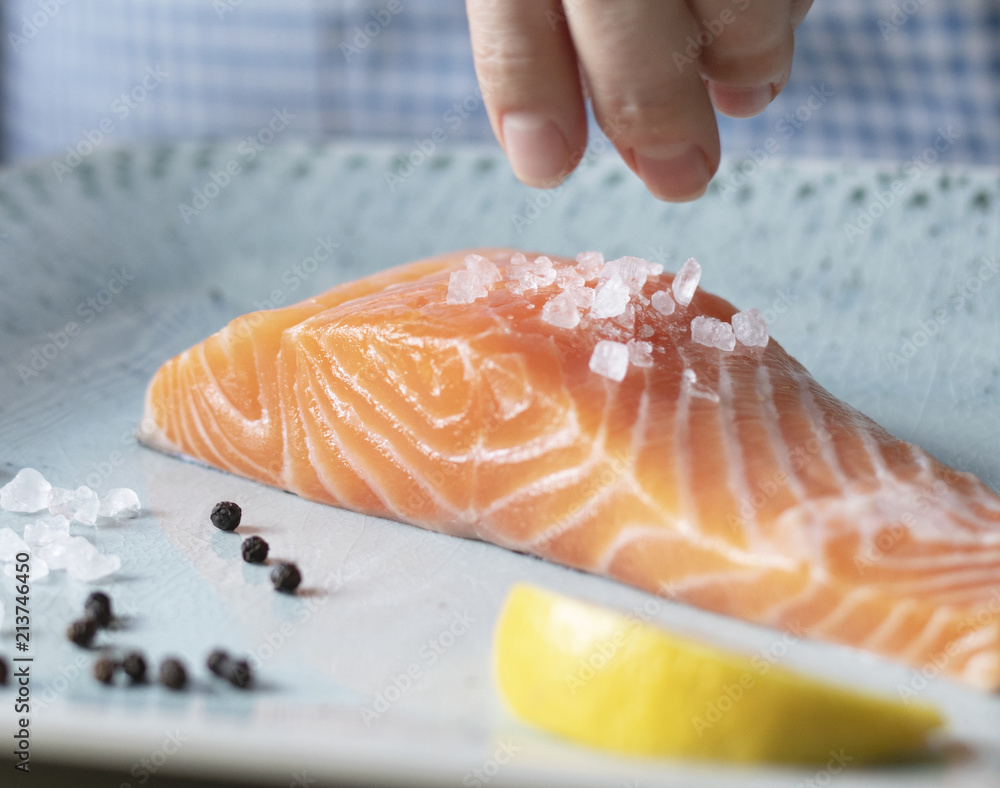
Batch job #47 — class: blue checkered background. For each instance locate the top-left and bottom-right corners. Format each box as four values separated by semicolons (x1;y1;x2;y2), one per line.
1;1;999;165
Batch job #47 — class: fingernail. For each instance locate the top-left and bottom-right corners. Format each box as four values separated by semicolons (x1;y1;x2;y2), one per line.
501;113;571;186
707;83;775;118
634;145;712;202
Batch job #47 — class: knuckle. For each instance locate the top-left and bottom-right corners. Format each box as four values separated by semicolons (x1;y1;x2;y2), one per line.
593;98;688;147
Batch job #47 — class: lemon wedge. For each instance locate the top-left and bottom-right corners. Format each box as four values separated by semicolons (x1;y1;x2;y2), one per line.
494;584;943;764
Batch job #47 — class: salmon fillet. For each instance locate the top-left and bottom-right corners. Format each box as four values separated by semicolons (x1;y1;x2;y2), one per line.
141;248;1000;690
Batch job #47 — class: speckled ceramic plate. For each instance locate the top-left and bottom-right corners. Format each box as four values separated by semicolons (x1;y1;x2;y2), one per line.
0;141;998;787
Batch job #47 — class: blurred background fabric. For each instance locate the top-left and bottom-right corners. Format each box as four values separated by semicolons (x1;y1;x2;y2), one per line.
1;0;999;165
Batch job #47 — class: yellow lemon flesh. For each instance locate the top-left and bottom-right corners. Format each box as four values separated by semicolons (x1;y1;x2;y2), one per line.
494;584;944;764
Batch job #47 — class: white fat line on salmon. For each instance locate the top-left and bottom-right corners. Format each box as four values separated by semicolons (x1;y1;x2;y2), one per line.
725;428;833;532
690;623;807;736
896;591;1000;701
851;480;950;573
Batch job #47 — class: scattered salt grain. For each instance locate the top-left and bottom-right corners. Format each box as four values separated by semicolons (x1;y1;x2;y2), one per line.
639;324;654;339
48;486;100;526
39;535;118;581
555;265;586;290
626;339;654;368
589;275;631;319
541;291;582;329
38;535;82;570
691;316;736;351
612;303;636;332
447;270;488;305
4;557;48;581
464;254;502;287
507;253;557;291
683;369;698;385
98;488;141;518
564;286;595;310
0;528;30;561
589;340;630;382
66;548;121;583
574;251;604;280
24;514;71;545
651;290;676;316
731;308;770;348
18;530;120;581
672;258;702;307
600;256;663;296
0;468;52;513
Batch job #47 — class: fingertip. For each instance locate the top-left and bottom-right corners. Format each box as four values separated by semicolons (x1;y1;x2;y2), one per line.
707;82;777;119
633;144;716;202
501;112;575;187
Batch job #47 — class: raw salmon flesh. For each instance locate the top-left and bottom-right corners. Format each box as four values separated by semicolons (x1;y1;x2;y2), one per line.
140;249;1000;690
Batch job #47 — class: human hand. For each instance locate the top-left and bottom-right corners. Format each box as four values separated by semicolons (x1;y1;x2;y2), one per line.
466;0;814;201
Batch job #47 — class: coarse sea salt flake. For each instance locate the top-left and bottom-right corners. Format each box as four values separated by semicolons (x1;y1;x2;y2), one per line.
39;534;119;581
574;251;604;280
67;549;121;583
98;488;141;518
0;528;30;561
564;286;594;310
541;291;582;329
639;324;654;339
555;265;586;290
507;254;556;290
24;514;70;545
48;486;100;525
626;339;654;367
612;303;635;332
651;290;676;316
732;308;770;348
691;315;736;351
672;257;701;306
4;557;48;581
600;256;663;296
464;254;502;286
1;468;52;513
589;275;630;319
447;269;488;305
589;340;630;382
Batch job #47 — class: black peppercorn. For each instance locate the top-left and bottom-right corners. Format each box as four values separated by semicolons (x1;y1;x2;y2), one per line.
241;535;269;563
210;501;242;532
159;658;187;690
122;651;147;683
67;618;97;647
207;649;230;677
228;659;253;689
270;562;301;593
85;591;112;627
0;656;8;685
93;657;117;684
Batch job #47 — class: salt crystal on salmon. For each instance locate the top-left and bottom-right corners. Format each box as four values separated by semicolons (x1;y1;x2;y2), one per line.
590;275;630;319
733;308;770;348
691;315;737;351
589;340;629;381
140;248;1000;690
672;257;701;306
